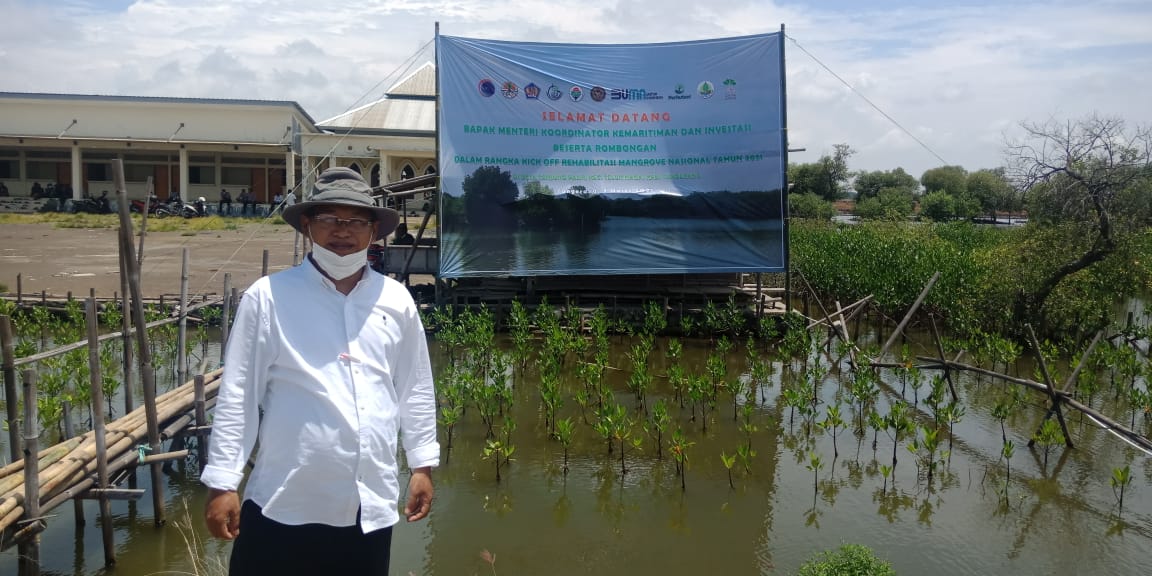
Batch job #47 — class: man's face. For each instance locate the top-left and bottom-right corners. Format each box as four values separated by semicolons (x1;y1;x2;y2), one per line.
301;206;378;256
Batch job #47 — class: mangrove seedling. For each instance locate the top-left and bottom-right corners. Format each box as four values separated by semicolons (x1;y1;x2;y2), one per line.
879;463;893;493
736;443;756;476
1032;418;1063;470
884;402;913;473
669;427;694;492
819;402;846;459
482;438;515;484
648;399;670;459
721;451;737;490
1001;440;1015;505
806;451;824;502
1110;464;1133;517
556;417;575;476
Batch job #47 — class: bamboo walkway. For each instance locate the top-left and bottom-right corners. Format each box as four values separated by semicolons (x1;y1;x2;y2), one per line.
0;369;220;551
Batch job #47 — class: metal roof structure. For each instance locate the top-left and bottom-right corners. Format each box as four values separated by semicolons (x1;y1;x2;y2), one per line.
0;91;318;128
317;62;435;135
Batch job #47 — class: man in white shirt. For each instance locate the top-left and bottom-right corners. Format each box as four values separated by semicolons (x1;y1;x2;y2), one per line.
202;167;439;575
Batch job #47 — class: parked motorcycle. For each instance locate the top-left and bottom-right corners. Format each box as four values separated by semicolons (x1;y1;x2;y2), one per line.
154;197;206;218
72;191;112;214
130;195;161;214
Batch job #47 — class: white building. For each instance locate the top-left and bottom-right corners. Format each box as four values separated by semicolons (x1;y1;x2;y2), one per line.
0;62;437;211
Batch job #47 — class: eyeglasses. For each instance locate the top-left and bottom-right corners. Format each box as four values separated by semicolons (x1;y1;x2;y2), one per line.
310;214;375;232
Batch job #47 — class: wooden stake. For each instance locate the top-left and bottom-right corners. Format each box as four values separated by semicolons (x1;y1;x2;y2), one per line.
86;298;116;566
1;315;19;463
112;158;165;526
1025;324;1073;448
61;398;84;528
194;374;207;464
119;235;135;417
137;177;152;268
16;274;21;306
929;314;958;403
221;273;232;353
261;249;269;277
177;247;189;387
877;271;940;360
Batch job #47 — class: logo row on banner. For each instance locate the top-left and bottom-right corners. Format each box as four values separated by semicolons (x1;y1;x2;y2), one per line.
477;80;738;102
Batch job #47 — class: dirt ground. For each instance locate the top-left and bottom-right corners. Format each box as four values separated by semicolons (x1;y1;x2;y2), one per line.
3;221;309;300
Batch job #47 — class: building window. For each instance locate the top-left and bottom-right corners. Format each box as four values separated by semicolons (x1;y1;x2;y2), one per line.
26;162;57;181
370;164;380;187
190;166;216;185
86;163;111;181
400;164;414;180
0;160;16;179
424;164;437;175
222;167;251;186
348;162;361;174
124;164;155;182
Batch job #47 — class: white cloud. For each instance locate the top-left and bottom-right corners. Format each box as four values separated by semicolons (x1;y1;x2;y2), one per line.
0;0;1149;176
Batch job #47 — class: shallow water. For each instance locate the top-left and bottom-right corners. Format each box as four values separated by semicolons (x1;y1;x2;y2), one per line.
2;320;1151;576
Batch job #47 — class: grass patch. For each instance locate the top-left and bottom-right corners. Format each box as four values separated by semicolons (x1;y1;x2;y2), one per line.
0;213;247;232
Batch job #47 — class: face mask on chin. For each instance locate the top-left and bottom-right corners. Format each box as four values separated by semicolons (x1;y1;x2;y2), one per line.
310;240;368;280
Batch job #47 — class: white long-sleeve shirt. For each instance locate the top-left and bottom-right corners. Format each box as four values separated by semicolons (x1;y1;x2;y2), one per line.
200;261;440;533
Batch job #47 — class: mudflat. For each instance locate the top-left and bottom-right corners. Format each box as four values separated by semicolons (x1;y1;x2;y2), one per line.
1;222;301;300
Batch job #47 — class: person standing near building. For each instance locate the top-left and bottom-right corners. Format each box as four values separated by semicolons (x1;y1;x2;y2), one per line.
201;167;438;576
219;188;233;216
238;188;250;216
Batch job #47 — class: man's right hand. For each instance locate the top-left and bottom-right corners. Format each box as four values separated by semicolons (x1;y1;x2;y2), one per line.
205;489;241;540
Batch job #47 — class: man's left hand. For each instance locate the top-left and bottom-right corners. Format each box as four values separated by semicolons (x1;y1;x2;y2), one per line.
404;467;434;522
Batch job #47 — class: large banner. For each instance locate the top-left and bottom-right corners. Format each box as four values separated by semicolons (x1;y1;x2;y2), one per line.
437;33;786;278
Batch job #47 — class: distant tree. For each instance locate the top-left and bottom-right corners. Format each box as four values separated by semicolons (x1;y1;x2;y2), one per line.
462;165;518;228
966;168;1016;221
918;190;956;221
789;192;836;220
856;188;915;221
567;185;591;198
1006;114;1152;326
789;143;855;201
523;180;555;197
854;168;918;200
921;165;968;196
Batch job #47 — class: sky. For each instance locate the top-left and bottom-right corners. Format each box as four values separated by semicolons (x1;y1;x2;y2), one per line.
1;0;1149;177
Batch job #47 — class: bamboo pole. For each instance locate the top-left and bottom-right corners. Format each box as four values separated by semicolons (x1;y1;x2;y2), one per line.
61;398;83;528
86;298;115;566
1030;331;1104;446
221;273;232;354
929;314;958;403
877;271;940;360
400;209;435;283
919;357;1152;454
1026;324;1073;448
119;234;135;419
194;373;207;464
16;274;21;306
1;315;19;463
113;158;166;526
261;250;269;278
20;368;41;576
177;247;189;387
137;177;152;268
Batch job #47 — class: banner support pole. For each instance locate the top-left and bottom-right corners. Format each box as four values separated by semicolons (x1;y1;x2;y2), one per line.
780;24;792;314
